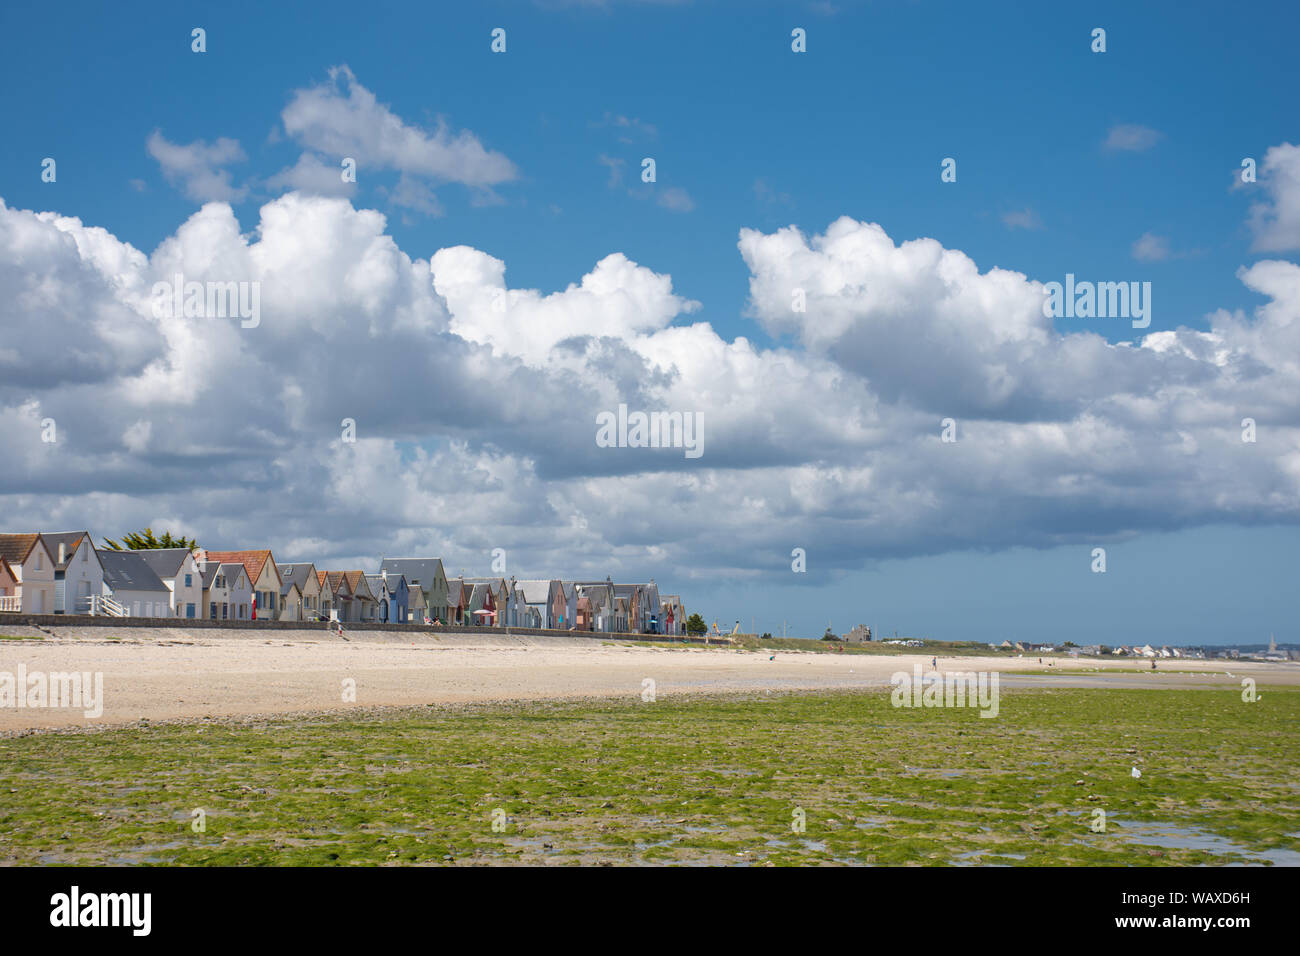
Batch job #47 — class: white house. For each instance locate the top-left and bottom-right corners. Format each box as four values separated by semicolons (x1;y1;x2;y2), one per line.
42;531;104;614
0;534;57;614
199;561;254;621
99;550;172;617
133;548;204;618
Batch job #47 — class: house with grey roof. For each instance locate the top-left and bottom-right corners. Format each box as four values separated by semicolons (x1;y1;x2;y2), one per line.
574;580;616;632
380;558;449;623
99;550;172;617
197;561;254;620
516;579;564;629
131;547;203;618
41;531;103;614
365;570;409;624
463;577;518;626
278;563;323;621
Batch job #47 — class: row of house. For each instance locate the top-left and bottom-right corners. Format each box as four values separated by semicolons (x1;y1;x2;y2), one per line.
0;532;687;635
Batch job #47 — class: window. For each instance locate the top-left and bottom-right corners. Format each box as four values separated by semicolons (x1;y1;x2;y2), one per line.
186;603;195;618
81;547;87;563
210;603;217;619
185;574;192;587
222;603;228;620
35;552;42;570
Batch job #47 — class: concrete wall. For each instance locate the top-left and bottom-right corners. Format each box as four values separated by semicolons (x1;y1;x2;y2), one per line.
0;612;719;644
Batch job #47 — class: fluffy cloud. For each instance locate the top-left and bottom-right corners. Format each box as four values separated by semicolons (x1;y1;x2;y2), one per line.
279;66;516;197
147;132;249;203
2;184;1298;581
265;153;357;199
1247;142;1300;252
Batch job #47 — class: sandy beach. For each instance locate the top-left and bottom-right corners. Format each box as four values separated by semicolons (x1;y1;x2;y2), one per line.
0;625;1293;732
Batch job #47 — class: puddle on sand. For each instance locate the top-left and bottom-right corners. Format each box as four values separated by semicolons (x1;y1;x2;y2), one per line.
1107;819;1300;866
952;849;1027;866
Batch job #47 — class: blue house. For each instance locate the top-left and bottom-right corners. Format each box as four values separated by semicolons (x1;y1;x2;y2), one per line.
367;571;409;625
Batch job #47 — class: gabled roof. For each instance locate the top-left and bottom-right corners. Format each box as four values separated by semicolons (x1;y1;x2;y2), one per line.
515;580;553;603
365;573;394;595
463;577;507;592
0;556;15;582
279;563;318;596
40;531;100;571
100;550;170;593
0;533;46;566
379;558;445;593
133;547;194;580
219;563;249;588
575;581;613;606
344;571;373;600
203;550;278;586
323;571;353;597
198;562;220;589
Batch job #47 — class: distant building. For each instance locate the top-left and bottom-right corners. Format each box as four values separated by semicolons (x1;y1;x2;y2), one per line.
842;624;872;643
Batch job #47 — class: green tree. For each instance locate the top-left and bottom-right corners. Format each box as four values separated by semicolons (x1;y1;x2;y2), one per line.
685;613;707;636
103;528;198;551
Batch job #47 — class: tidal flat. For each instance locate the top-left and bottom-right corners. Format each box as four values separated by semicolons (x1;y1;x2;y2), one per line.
1;686;1295;866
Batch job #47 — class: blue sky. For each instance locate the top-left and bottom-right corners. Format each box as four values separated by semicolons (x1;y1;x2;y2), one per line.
1;0;1297;644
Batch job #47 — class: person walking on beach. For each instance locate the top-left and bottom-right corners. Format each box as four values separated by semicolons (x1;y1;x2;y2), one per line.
931;656;937;669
